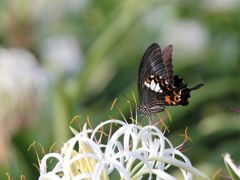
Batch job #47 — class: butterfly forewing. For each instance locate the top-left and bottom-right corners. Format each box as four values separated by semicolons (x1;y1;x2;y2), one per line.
138;43;168;106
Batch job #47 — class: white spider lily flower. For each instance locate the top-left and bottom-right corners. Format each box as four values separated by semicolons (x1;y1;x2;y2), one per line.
0;48;47;163
224;153;240;178
40;35;84;78
39;120;209;180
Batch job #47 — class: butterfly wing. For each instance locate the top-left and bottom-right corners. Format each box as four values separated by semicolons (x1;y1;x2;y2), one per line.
162;45;174;84
163;75;204;106
138;43;168;110
137;43;204;115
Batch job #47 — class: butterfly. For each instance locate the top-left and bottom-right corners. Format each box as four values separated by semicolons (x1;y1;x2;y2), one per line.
138;43;203;115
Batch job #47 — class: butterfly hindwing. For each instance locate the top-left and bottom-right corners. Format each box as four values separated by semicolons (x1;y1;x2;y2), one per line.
162;75;190;106
162;45;174;84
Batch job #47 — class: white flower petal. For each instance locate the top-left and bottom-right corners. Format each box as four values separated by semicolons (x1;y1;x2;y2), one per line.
38;119;209;180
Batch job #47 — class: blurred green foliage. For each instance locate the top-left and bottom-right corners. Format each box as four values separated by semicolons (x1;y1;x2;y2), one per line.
0;0;239;179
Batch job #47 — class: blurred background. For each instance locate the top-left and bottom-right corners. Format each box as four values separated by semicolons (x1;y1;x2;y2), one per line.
0;0;239;179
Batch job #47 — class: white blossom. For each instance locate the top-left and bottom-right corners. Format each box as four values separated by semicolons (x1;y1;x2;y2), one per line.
40;35;83;78
0;48;47;118
0;48;48;163
39;120;209;180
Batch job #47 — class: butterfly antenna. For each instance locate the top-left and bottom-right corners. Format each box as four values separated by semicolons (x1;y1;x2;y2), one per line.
190;83;204;91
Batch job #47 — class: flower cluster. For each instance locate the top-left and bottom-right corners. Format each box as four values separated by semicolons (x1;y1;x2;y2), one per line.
39;120;208;180
0;48;47;163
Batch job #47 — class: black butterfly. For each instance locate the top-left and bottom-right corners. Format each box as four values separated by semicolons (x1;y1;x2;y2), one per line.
138;43;203;115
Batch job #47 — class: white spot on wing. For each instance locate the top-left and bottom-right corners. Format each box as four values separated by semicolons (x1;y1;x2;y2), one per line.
144;81;150;88
150;80;156;90
154;83;161;92
159;89;163;93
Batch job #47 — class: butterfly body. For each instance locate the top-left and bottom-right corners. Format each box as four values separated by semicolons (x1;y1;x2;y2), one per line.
138;43;203;115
